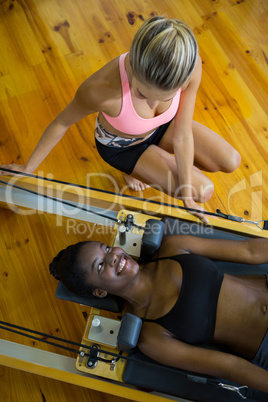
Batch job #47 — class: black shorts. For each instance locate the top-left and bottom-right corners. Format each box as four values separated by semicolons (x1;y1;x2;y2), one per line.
251;329;268;370
250;273;268;370
95;121;171;175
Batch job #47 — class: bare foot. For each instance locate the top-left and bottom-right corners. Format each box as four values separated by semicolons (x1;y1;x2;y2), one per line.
123;174;150;191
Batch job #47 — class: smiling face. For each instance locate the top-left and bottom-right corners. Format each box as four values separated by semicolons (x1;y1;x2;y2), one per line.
77;242;140;296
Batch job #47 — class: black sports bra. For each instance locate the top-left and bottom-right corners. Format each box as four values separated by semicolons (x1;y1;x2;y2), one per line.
143;254;224;344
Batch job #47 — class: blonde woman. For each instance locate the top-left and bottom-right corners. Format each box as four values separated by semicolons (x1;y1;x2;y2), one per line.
0;17;240;223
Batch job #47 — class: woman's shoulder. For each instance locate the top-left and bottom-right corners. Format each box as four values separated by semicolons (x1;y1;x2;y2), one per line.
75;56;122;110
155;236;189;259
181;54;202;92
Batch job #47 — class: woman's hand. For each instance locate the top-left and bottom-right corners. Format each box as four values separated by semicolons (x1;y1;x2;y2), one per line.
0;164;32;177
183;198;209;224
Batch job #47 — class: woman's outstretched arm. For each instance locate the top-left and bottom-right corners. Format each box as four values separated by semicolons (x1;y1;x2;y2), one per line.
139;322;268;394
160;235;268;265
0;73;103;175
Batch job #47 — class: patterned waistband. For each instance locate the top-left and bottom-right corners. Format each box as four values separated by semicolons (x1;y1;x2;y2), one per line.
94;117;155;148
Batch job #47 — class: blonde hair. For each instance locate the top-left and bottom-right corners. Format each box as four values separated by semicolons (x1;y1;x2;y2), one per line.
130;16;198;90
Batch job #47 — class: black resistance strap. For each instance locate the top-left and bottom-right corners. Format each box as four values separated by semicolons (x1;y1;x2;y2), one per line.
0;320;250;399
0;167;267;230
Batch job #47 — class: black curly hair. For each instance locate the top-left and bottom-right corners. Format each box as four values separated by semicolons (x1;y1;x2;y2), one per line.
49;241;95;296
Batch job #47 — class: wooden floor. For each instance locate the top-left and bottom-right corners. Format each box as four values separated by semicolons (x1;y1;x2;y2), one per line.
0;0;267;401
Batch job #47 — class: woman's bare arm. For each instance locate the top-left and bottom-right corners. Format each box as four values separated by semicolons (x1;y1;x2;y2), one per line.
160;235;268;265
0;68;111;175
139;323;268;393
172;56;208;223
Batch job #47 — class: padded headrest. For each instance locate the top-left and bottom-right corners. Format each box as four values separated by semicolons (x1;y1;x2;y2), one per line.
56;281;124;313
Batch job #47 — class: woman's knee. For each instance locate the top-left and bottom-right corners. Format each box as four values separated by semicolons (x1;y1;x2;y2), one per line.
221;149;241;173
193;178;214;203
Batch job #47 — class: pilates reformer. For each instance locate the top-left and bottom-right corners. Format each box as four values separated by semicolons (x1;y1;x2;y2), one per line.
0;171;268;402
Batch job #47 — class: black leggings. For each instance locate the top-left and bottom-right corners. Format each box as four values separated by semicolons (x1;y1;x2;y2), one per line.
95;121;171;175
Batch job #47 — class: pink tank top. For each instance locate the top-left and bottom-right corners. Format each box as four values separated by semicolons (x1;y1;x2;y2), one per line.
102;53;181;135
